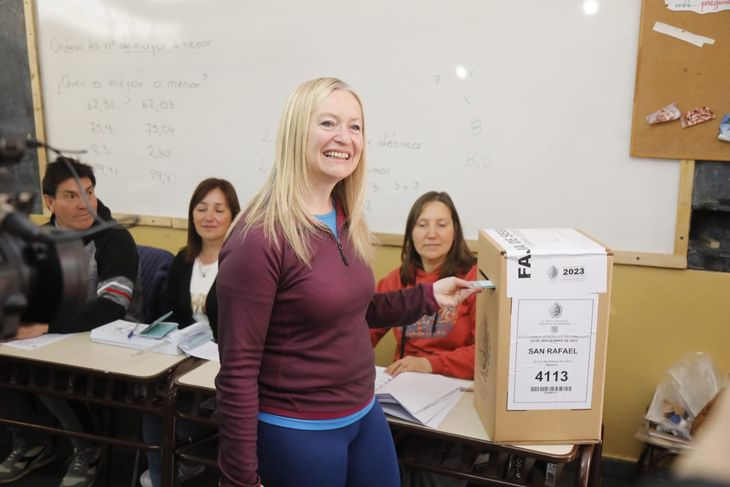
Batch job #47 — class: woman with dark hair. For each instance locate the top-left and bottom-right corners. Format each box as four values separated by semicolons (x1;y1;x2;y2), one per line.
371;191;477;380
162;177;241;338
140;177;240;487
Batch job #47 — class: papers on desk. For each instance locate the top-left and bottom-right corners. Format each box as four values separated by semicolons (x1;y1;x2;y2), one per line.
91;320;218;360
375;366;471;428
91;319;179;354
178;337;219;362
165;322;218;361
2;333;75;350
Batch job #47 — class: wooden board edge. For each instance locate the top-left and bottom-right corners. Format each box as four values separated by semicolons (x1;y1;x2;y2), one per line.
379;233;687;269
614;251;686;269
24;0;48;194
33;211;189;229
673;159;694;258
376;234;479;256
111;213;187;229
373;232;404;248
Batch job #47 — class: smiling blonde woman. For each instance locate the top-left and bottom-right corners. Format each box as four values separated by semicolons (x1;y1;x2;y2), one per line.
215;78;480;487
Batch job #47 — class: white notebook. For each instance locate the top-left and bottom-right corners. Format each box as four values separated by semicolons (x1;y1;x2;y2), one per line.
374;366;471;427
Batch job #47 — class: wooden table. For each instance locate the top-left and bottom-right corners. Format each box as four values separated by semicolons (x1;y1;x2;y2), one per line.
0;333;194;487
172;361;601;487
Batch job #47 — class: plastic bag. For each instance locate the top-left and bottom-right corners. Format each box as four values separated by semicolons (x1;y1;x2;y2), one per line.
645;352;726;439
646;377;693;439
668;352;724;417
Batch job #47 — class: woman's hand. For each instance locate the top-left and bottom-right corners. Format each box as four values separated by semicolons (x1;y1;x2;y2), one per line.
386;356;433;377
432;277;481;309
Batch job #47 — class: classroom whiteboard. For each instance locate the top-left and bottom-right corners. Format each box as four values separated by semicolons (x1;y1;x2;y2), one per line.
33;0;680;254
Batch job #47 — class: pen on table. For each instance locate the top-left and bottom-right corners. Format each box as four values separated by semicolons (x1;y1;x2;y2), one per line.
127;321;142;339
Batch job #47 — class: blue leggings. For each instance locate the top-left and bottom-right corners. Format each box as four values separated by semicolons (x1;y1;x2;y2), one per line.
257;402;400;487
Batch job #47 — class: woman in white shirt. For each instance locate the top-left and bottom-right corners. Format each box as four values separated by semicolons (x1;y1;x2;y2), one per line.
162;178;240;338
141;177;240;487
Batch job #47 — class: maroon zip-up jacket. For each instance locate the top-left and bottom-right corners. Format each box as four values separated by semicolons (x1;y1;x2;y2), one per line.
216;209;439;487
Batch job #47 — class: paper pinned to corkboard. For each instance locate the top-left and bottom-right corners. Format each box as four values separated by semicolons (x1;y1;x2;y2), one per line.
630;0;730;161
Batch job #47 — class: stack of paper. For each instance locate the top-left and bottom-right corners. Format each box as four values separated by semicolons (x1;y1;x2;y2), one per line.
375;366;470;427
167;322;219;361
90;319;178;355
90;320;218;360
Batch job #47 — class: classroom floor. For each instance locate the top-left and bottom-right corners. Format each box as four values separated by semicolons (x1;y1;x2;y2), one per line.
0;427;671;487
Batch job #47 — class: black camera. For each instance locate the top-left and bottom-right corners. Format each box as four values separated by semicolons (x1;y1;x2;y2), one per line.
0;136;88;339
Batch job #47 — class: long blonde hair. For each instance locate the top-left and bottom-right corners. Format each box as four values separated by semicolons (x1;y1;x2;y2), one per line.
234;77;373;265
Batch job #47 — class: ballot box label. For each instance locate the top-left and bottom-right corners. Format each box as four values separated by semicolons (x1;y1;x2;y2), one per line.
507;295;599;410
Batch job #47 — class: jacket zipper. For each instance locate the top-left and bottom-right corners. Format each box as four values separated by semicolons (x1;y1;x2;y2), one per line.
336;237;349;266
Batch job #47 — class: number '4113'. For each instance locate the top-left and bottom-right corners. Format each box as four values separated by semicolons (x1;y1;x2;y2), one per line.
534;370;568;382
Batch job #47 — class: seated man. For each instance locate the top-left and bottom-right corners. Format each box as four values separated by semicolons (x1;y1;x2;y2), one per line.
0;157;141;487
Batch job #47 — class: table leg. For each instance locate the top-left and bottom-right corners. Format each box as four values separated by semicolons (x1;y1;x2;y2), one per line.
160;381;178;487
576;444;595;487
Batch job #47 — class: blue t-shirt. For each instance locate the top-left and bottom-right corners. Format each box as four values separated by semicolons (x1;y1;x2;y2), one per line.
258;397;374;430
316;208;338;239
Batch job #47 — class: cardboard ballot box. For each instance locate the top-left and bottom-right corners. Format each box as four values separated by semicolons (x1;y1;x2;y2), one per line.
474;229;613;444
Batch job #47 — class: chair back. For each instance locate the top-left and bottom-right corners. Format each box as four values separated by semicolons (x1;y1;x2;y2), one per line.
137;245;174;323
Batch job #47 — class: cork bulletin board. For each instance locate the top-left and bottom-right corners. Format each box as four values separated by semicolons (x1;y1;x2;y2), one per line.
630;0;730;161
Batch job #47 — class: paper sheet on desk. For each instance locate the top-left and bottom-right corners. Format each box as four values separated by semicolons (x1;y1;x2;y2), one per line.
381;388;465;427
180;340;219;362
166;322;216;359
424;388;465;427
375;366;470;427
2;333;76;350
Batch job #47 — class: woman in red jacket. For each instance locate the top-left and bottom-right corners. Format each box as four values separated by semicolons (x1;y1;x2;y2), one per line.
371;191;477;380
372;191;477;487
